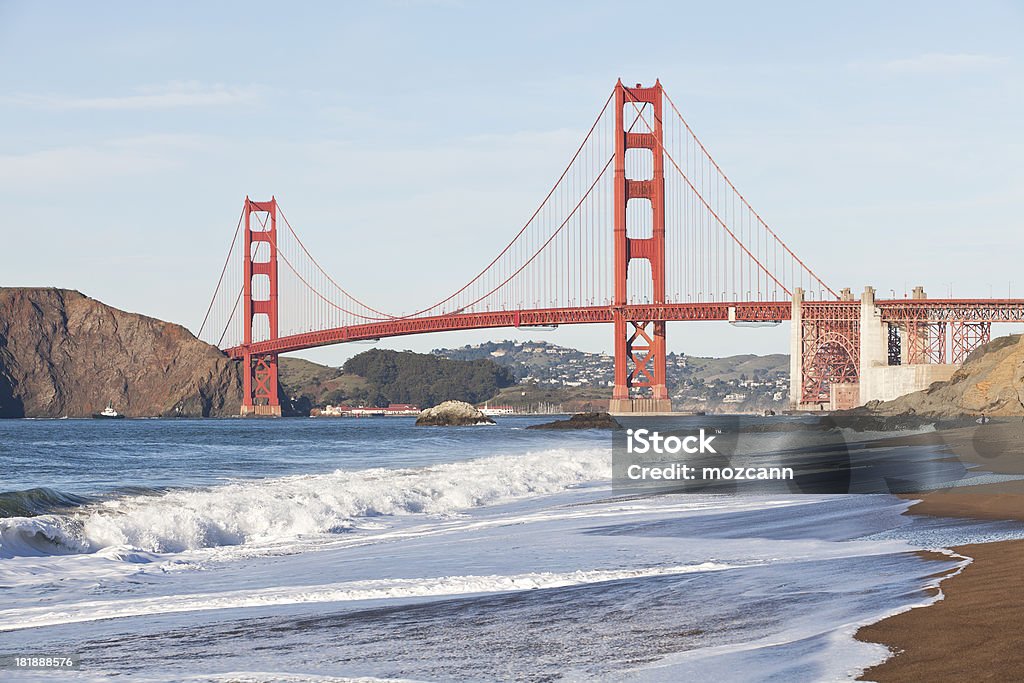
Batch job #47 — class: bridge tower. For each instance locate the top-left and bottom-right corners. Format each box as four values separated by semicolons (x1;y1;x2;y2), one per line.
241;197;281;416
610;80;671;414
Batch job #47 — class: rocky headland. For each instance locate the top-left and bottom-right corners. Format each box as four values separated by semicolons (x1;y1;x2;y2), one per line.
0;288;243;418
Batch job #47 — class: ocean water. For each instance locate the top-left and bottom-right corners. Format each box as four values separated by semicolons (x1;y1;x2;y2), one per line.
1;416;1022;682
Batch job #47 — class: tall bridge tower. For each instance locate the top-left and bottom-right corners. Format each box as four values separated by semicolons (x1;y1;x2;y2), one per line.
241;197;281;416
610;80;671;413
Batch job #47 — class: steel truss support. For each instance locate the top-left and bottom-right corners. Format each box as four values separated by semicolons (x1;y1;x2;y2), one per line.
905;320;947;365
800;302;860;405
611;79;670;413
887;323;902;366
951;321;991;364
886;317;991;366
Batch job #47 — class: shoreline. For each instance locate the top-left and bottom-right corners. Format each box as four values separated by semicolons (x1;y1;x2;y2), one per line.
856;538;1024;682
854;422;1024;681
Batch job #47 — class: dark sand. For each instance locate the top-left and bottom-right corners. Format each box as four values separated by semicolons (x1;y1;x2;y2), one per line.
854;422;1024;681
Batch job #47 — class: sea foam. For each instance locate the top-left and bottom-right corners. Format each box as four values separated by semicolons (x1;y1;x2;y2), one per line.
0;447;610;557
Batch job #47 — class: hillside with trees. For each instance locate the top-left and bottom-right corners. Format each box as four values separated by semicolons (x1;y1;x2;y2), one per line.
434;340;790;412
280;342;791;415
280;350;515;410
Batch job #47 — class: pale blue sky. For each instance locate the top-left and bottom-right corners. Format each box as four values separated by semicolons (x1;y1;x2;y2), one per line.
2;1;1022;365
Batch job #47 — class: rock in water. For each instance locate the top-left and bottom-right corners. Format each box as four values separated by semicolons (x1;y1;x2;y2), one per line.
527;412;622;430
0;287;243;418
415;400;495;426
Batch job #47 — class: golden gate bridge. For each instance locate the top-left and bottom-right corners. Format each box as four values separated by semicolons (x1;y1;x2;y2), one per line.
198;80;1024;416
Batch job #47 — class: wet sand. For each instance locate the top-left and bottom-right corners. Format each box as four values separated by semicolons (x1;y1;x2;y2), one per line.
857;540;1024;682
855;422;1024;681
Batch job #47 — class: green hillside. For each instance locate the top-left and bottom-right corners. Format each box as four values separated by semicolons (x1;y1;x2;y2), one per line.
279;350;514;410
280;343;791;415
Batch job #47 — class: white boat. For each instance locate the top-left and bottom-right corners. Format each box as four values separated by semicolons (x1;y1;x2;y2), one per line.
92;401;125;419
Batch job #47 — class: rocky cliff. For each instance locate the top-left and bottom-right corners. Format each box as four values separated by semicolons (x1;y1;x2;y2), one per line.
0;288;243;418
866;334;1024;417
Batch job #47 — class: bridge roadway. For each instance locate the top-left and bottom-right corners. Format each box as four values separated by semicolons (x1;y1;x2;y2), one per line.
226;298;1024;360
226;302;791;358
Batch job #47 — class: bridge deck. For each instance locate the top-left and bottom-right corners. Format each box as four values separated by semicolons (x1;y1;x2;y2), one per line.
225;298;1024;359
226;301;792;358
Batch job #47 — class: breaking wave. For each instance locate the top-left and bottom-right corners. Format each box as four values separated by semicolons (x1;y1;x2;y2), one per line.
0;448;610;558
0;486;93;518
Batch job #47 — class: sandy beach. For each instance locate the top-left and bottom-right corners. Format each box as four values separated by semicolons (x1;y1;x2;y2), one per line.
855;422;1024;681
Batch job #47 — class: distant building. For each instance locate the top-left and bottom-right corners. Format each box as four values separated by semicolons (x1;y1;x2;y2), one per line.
383;403;420;415
316;403;419;417
480;405;515;416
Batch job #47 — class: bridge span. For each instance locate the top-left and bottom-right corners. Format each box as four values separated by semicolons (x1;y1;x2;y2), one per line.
199;80;1023;415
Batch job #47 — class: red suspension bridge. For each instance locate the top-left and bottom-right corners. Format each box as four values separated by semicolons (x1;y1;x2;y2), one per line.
198;80;1024;416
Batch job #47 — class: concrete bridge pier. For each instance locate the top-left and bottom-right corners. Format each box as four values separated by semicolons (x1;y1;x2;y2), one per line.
788;287;804;407
857;286;956;407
